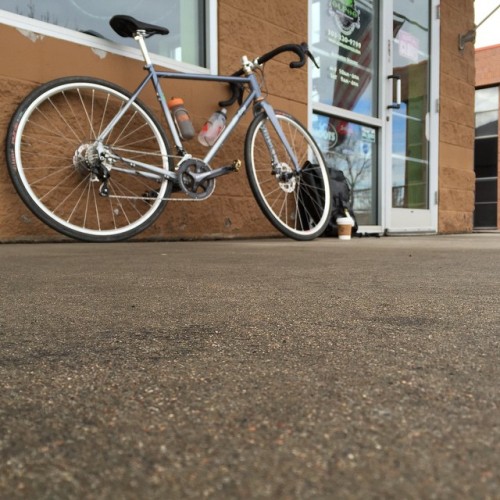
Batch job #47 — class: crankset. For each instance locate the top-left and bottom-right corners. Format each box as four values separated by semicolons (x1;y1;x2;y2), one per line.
177;158;216;200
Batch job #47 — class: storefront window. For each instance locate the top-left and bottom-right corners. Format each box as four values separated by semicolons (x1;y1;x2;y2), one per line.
474;86;499;227
311;0;379;117
476;86;499;137
311;0;379;226
0;0;207;67
312;114;377;225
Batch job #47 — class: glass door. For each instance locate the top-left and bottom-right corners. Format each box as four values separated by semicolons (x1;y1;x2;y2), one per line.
386;0;436;231
310;0;381;229
309;0;438;232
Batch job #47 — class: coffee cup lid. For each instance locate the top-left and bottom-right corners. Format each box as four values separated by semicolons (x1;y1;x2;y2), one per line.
337;216;353;225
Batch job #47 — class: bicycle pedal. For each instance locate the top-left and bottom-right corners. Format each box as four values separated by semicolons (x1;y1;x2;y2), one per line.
232;159;241;172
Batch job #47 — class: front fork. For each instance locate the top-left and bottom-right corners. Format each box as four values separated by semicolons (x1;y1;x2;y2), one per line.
254;101;300;181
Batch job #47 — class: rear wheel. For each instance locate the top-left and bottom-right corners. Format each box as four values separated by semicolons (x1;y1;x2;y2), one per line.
6;77;173;242
245;111;331;240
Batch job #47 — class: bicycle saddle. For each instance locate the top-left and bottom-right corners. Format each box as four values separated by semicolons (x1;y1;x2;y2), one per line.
110;15;169;38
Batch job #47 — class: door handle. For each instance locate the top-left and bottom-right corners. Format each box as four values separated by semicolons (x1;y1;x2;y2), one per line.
388;74;401;109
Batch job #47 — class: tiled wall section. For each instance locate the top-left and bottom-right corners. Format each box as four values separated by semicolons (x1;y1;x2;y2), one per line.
438;0;476;233
476;44;500;86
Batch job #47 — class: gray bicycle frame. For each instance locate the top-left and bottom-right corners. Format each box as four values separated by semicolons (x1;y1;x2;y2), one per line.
97;43;301;182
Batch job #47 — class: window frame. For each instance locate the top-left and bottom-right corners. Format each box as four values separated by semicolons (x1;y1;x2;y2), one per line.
474;85;499;228
0;1;218;74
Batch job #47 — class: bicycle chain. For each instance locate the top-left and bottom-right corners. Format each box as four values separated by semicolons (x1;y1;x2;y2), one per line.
107;194;209;202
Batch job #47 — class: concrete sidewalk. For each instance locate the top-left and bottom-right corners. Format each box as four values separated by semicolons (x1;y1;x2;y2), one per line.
1;234;499;499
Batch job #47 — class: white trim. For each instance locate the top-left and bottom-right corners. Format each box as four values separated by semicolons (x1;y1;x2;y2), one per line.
0;8;216;74
312;102;383;128
206;0;219;74
429;0;441;232
384;0;439;233
379;0;392;231
308;0;313;131
358;225;384;234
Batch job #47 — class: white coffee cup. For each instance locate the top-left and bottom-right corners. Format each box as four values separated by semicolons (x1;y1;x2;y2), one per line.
336;216;354;240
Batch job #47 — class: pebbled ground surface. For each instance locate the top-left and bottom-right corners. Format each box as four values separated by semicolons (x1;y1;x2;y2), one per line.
0;235;499;499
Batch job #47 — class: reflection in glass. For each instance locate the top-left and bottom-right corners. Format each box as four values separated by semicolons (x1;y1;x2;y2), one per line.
475;86;499;113
475;88;499;138
391;0;430;209
0;0;207;67
474;87;499;227
475;111;499;137
312;113;377;225
311;0;378;117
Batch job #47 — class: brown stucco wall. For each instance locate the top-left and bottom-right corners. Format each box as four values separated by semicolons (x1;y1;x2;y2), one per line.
0;0;308;242
476;44;500;86
438;0;476;233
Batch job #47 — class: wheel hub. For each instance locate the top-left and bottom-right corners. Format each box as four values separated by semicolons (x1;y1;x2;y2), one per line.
73;144;101;176
276;163;296;193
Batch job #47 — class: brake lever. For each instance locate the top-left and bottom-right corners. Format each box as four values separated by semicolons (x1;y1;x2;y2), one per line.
298;42;320;69
306;48;320;69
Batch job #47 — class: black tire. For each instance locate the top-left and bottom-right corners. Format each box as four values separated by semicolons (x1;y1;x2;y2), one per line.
6;76;173;242
245;111;331;240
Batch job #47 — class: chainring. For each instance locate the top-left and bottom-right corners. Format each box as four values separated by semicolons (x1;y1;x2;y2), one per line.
177;159;215;200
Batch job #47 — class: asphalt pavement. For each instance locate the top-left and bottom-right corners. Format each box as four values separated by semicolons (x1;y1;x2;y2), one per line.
0;234;499;499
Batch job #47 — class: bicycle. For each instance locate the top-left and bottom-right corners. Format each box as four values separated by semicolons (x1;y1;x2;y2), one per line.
6;15;332;242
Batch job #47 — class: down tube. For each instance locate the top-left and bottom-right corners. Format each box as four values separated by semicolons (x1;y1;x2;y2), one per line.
202;90;257;165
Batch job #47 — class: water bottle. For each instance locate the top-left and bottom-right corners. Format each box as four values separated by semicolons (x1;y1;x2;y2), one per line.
198;108;227;147
167;97;195;141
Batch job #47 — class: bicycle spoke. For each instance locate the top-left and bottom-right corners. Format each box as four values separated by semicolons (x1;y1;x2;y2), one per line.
7;78;172;241
246;112;331;240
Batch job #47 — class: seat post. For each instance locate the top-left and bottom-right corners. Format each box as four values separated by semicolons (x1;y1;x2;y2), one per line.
134;30;152;67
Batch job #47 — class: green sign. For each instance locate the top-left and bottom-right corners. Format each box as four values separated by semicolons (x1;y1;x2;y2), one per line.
330;0;361;35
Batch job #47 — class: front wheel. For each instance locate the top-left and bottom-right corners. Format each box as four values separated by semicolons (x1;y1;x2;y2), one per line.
6;77;173;242
245;111;331;240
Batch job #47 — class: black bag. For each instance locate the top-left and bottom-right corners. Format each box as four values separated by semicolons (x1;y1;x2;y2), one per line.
323;168;358;237
299;163;357;237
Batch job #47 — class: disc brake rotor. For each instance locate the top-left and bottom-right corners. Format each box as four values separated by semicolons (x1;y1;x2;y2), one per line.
276;163;297;193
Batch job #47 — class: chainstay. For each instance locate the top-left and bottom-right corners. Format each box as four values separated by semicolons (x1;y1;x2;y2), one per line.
106;195;210;202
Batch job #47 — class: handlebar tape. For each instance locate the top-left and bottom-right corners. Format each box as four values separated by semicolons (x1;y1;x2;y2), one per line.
219;43;313;107
257;43;306;68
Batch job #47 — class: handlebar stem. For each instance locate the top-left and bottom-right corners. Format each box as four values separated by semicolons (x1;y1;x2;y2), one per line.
241;55;254;75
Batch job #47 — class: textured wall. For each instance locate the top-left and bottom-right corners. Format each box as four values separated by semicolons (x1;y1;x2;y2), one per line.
438;0;476;233
0;0;308;242
476;44;500;87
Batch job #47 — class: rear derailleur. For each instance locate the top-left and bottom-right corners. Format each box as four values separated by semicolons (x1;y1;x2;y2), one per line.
73;143;111;196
